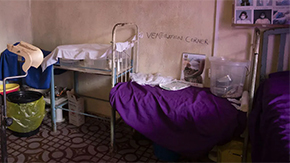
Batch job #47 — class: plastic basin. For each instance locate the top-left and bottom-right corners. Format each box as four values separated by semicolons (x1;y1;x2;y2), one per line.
0;83;20;95
209;57;249;98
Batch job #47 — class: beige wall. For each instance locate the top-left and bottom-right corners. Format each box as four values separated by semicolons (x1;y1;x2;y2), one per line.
30;0;217;116
0;0;33;51
0;0;260;117
214;0;254;90
31;0;215;79
214;0;253;61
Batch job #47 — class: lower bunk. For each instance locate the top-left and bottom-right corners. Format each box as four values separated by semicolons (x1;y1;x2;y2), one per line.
109;81;247;159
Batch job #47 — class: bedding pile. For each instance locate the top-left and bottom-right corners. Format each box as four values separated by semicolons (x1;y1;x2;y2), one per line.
129;73;173;86
110;81;247;158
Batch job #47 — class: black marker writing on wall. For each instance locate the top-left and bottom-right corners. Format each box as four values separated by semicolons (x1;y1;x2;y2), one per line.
146;32;209;45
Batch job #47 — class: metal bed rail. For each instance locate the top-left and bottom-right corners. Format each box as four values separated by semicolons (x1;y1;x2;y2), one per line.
241;27;289;162
260;28;290;81
49;23;139;154
241;27;260;162
111;22;139;151
1;73;28;163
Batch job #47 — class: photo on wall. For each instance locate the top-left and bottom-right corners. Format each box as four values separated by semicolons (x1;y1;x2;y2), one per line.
275;0;290;6
236;0;253;6
256;0;273;6
236;10;253;24
180;53;206;85
273;10;290;24
254;9;272;24
234;0;290;25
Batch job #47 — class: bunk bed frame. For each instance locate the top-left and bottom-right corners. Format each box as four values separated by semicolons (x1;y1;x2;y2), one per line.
49;23;139;150
242;27;289;162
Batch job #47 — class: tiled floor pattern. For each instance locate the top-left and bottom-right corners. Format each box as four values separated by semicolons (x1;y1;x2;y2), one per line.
1;114;213;162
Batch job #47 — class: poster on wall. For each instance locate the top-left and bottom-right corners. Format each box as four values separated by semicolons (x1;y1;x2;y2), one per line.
180;53;206;86
234;0;290;25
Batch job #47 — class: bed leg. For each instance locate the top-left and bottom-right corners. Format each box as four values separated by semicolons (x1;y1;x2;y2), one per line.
110;107;116;153
50;67;57;132
242;129;249;162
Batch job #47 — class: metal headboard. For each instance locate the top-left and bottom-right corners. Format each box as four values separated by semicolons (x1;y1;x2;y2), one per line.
260;28;289;81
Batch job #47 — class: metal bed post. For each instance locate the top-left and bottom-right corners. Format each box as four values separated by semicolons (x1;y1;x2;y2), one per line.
50;66;57;132
110;23;139;151
1;73;28;163
134;25;139;73
110;23;117;151
0;94;7;163
242;28;260;162
74;71;78;93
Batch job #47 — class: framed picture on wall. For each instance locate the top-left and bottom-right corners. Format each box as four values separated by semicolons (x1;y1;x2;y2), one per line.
236;10;253;24
254;9;272;24
180;53;206;86
233;0;290;27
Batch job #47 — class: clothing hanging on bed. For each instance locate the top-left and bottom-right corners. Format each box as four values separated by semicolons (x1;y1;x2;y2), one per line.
0;42;52;89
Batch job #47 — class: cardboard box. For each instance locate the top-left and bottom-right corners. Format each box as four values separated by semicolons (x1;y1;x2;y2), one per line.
217;139;251;163
67;90;85;126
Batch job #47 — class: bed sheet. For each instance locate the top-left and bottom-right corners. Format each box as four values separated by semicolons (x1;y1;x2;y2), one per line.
110;82;246;158
249;71;290;162
41;37;136;71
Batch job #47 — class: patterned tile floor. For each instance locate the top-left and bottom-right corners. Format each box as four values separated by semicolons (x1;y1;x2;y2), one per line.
1;113;214;163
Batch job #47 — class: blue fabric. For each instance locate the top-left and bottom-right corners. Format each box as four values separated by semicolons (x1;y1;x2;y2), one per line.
0;43;52;89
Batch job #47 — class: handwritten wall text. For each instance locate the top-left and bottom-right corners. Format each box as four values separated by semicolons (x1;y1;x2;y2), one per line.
146;32;209;45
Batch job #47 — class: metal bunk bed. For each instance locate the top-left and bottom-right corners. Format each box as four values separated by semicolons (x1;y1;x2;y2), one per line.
242;27;290;162
49;23;139;150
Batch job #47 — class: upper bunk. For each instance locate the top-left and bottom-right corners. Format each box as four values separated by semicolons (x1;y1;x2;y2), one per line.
41;23;139;77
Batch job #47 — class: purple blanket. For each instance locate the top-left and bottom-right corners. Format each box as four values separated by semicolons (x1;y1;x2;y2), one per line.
249;71;290;162
110;82;246;158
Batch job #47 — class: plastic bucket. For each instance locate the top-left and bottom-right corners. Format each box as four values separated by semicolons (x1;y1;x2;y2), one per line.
6;91;45;137
209;57;249;98
0;83;20;95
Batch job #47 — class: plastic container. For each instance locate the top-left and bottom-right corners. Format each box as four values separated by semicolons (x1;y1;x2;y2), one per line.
84;58;110;70
153;143;180;162
84;57;131;71
59;58;84;67
209;57;249;98
0;83;20;95
6;91;45;137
